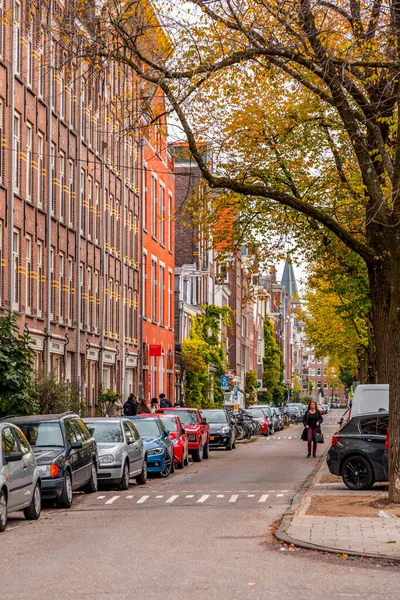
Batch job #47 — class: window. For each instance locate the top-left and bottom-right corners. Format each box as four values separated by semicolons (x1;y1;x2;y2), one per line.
37;242;43;317
360;418;377;436
50;39;56;110
95;182;100;244
68;160;74;227
151;174;157;238
2;427;18;457
80;169;85;235
0;221;3;305
80;79;86;140
159;265;164;325
151;259;157;321
69;81;75;128
377;415;389;436
88;175;93;240
14;427;30;455
12;229;19;310
14;2;21;74
26;22;33;87
0;0;3;60
59;253;64;323
309;368;315;376
59;64;65;120
110;194;114;251
323;382;328;389
94;270;99;332
25;235;32;314
115;280;119;336
38;28;45;98
168;192;172;252
37;133;44;209
317;367;321;376
142;252;147;318
115;199;119;253
324;368;327;376
109;278;114;335
51;143;56;215
60;152;65;222
50;248;55;320
13;112;20;192
68;258;73;326
142;165;147;230
26;123;32;201
87;266;92;331
0;98;3;184
159;183;165;245
79;263;84;329
168;270;172;328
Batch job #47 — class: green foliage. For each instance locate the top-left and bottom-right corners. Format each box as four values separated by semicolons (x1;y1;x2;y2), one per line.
33;373;82;415
245;370;257;406
182;305;230;409
98;388;123;417
0;312;36;417
262;318;286;405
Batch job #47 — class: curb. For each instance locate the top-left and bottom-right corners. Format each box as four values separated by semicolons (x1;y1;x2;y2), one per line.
274;451;400;562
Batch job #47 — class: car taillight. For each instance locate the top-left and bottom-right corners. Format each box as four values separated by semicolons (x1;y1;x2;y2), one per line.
50;464;59;477
331;435;341;448
385;429;389;451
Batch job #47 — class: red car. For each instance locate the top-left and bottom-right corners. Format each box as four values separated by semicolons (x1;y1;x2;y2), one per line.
158;414;189;469
245;407;269;436
156;408;210;462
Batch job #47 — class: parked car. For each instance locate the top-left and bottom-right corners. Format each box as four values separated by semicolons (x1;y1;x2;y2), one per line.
201;409;236;450
129;416;175;478
271;407;284;430
0;422;42;532
245;407;269;436
157;414;189;469
318;405;325;415
253;405;277;434
8;413;98;508
84;418;147;488
327;411;389;490
156;408;210;462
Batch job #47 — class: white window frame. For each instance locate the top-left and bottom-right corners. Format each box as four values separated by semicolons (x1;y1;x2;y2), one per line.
26;22;33;87
50;248;55;320
0;99;3;185
37;242;43;317
159;264;164;325
87;266;92;331
26;123;32;201
25;235;32;314
37;133;44;209
151;257;157;322
60;152;65;222
12;229;19;311
68;160;74;227
59;252;64;323
68;257;73;326
13;112;20;193
0;220;2;306
80;169;85;235
151;174;157;238
88;175;93;240
159;183;165;246
51;143;56;216
94;270;99;332
14;2;21;75
95;182;100;244
168;192;172;252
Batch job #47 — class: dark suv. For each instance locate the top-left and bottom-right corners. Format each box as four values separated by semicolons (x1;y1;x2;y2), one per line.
8;413;99;508
327;411;388;490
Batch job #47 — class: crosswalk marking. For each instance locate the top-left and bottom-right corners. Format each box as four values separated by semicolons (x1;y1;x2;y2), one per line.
137;495;149;504
259;494;269;503
247;494;255;498
156;495;164;499
276;494;284;497
197;495;209;503
166;495;179;504
105;496;119;505
186;495;194;498
229;494;239;503
217;495;224;498
97;496;106;500
126;495;134;499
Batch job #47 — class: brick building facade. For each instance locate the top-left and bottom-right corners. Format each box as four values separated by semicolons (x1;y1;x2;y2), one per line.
0;1;174;413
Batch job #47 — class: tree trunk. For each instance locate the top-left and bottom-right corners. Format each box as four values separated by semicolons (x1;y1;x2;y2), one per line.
368;234;400;503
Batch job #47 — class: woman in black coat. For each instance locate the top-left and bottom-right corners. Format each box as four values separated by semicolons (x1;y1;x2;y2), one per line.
303;401;323;458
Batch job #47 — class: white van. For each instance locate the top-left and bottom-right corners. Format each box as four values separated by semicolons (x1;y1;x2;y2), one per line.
350;384;389;416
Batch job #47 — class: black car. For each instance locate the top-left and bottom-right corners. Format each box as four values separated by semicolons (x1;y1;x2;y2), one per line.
201;409;236;450
327;411;388;490
8;413;99;508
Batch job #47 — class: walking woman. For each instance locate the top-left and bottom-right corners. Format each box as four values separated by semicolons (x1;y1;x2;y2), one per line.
303;401;323;458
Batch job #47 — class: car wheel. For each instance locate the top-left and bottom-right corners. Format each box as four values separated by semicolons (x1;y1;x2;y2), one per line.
192;441;203;462
270;427;275;435
226;437;233;451
84;462;98;494
120;461;130;490
342;455;374;490
0;489;7;532
24;483;41;521
232;439;236;449
177;451;185;469
160;451;173;478
57;471;73;509
136;459;148;485
171;453;175;473
203;439;210;459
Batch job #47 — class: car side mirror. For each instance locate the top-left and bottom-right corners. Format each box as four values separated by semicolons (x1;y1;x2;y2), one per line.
5;451;23;463
164;429;170;437
201;418;207;425
70;441;82;450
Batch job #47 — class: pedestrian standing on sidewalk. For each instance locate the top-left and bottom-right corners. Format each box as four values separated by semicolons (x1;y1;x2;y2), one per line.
150;398;159;413
159;393;171;408
138;399;151;414
123;394;138;416
302;400;323;458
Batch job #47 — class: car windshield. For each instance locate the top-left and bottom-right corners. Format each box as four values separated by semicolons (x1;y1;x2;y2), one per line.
133;419;161;438
85;422;123;443
202;411;228;424
246;409;265;418
163;411;198;425
18;422;64;447
159;417;178;432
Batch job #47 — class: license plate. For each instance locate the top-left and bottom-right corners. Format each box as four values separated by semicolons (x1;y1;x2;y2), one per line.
209;436;215;441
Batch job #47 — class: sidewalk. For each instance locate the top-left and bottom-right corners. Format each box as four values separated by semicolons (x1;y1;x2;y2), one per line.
276;456;400;560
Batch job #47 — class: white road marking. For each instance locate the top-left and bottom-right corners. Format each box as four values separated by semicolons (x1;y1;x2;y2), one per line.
229;494;239;503
156;495;164;499
288;437;292;439
197;495;210;503
126;495;134;499
239;490;247;492
267;490;276;492
247;494;255;498
137;495;149;504
186;495;194;498
217;495;224;498
281;490;288;493
277;437;281;439
166;495;179;504
105;496;120;505
276;494;284;497
259;495;269;503
97;496;106;500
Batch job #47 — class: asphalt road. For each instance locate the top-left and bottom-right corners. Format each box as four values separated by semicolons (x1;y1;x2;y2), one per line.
0;410;398;600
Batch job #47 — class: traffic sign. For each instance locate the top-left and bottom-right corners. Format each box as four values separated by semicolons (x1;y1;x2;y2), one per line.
256;379;262;388
233;386;238;400
220;375;229;390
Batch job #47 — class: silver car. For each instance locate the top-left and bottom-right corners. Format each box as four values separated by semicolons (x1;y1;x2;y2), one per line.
83;418;147;489
0;422;41;532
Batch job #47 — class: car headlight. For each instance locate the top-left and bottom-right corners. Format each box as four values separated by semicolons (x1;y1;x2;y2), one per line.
37;465;50;477
220;426;230;434
188;434;197;441
147;448;164;455
99;454;115;464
